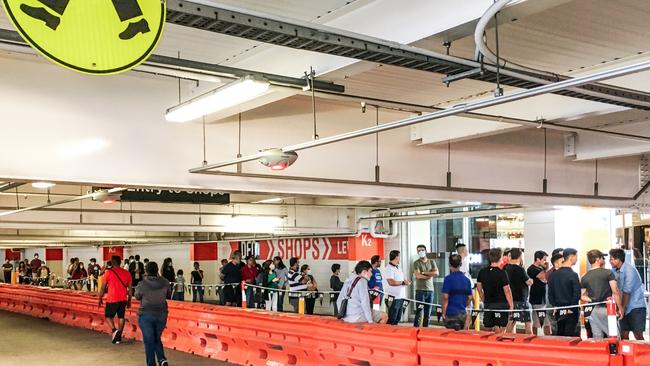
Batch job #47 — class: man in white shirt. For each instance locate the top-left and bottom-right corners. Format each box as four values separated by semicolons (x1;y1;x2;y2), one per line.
384;250;411;325
456;243;472;285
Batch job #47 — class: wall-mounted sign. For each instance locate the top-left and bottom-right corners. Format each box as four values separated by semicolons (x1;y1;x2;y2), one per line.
94;187;230;204
2;0;165;74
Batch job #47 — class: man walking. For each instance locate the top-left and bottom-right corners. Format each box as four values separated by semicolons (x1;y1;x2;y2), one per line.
412;244;438;327
581;249;622;339
477;248;513;334
610;248;646;340
527;250;551;335
98;255;132;344
504;248;533;334
548;248;581;337
385;250;411;325
441;254;472;330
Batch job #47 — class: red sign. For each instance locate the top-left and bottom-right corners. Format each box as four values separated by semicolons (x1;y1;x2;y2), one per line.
5;249;21;261
45;248;63;261
190;243;218;261
232;237;349;260
347;233;384;261
102;246;124;262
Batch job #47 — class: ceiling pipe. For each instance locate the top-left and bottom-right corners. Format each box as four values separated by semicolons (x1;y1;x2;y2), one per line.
0;187;126;218
358;207;526;223
1;29;647;144
190;59;650;173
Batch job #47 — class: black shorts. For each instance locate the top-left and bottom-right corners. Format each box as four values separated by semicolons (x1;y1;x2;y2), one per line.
223;285;237;303
105;301;127;319
621;307;647;332
483;303;509;328
510;301;532;323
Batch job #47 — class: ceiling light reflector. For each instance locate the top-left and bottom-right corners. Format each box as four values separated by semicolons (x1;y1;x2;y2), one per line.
165;76;270;123
32;182;55;189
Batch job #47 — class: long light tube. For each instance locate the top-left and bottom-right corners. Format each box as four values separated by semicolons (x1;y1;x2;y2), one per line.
165;76;270;123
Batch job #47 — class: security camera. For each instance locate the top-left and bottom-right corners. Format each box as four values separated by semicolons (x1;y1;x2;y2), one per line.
258;148;298;171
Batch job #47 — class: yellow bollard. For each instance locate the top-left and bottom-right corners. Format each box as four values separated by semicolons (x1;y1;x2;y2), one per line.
473;289;480;331
97;275;103;292
298;295;305;315
11;270;17;285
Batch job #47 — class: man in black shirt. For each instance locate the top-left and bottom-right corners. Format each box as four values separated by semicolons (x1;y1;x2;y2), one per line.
2;258;13;283
527;250;550;335
548;248;581;337
477;248;513;334
221;252;242;306
330;263;344;316
190;262;205;303
504;248;533;334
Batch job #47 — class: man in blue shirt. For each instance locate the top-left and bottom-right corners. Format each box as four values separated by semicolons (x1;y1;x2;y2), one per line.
610;249;646;340
368;255;383;303
442;254;473;330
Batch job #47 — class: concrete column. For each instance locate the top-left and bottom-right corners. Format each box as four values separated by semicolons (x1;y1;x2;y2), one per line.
45;248;63;284
523;210;557;268
190;242;219;301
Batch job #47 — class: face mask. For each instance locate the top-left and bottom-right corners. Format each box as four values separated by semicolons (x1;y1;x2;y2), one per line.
270;264;275;270
363;272;372;281
306;269;312;276
418;251;426;258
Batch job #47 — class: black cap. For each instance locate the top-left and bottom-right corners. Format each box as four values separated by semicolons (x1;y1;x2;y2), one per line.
563;248;578;260
551;253;564;264
586;249;607;265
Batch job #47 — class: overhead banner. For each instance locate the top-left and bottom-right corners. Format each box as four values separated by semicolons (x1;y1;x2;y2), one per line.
93;187;230;204
231;234;384;261
2;0;166;75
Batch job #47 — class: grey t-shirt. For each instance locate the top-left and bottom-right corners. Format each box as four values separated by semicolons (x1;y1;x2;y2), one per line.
413;259;437;291
580;268;615;303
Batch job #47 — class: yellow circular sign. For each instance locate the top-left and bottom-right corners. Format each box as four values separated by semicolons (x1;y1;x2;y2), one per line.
3;0;165;75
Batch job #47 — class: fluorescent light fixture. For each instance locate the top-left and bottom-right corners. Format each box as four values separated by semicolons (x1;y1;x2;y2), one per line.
32;182;55;189
165;76;270;123
253;197;285;204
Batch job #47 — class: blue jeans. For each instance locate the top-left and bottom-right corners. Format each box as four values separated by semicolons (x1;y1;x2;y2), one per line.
172;292;184;301
138;313;168;366
192;285;204;303
414;290;434;327
277;292;285;312
246;286;255;308
387;298;405;325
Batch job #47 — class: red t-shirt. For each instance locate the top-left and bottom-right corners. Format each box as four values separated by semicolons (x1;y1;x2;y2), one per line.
240;265;258;283
103;267;132;303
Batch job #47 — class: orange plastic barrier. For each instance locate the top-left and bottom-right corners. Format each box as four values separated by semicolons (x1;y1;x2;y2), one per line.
417;327;620;366
620;340;650;366
1;284;650;366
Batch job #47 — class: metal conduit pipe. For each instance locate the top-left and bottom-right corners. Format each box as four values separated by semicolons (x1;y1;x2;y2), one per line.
191;59;650;173
472;0;645;108
358;207;526;223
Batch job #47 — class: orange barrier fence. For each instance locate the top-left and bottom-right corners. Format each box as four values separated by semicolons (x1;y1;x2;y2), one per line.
0;284;647;366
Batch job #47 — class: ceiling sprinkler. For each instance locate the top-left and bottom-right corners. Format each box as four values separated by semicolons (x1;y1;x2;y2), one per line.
258;148;298;171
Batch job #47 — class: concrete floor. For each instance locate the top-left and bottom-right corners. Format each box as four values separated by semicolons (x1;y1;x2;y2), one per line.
0;310;234;366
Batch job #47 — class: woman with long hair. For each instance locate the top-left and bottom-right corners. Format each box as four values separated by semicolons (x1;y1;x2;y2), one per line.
161;257;175;298
262;260;280;311
300;264;318;315
273;256;288;312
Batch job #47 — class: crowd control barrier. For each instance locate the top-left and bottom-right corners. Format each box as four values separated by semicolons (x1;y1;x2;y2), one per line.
0;284;648;366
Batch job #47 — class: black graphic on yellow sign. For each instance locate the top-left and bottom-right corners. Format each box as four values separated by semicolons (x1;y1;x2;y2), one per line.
2;0;166;74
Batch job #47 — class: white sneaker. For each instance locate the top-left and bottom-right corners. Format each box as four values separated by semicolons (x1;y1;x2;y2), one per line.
160;360;169;366
111;329;119;344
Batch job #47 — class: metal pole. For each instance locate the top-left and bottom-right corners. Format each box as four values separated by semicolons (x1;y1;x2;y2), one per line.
190;59;650;173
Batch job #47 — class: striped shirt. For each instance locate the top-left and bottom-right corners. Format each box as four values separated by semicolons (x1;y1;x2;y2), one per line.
288;269;307;297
